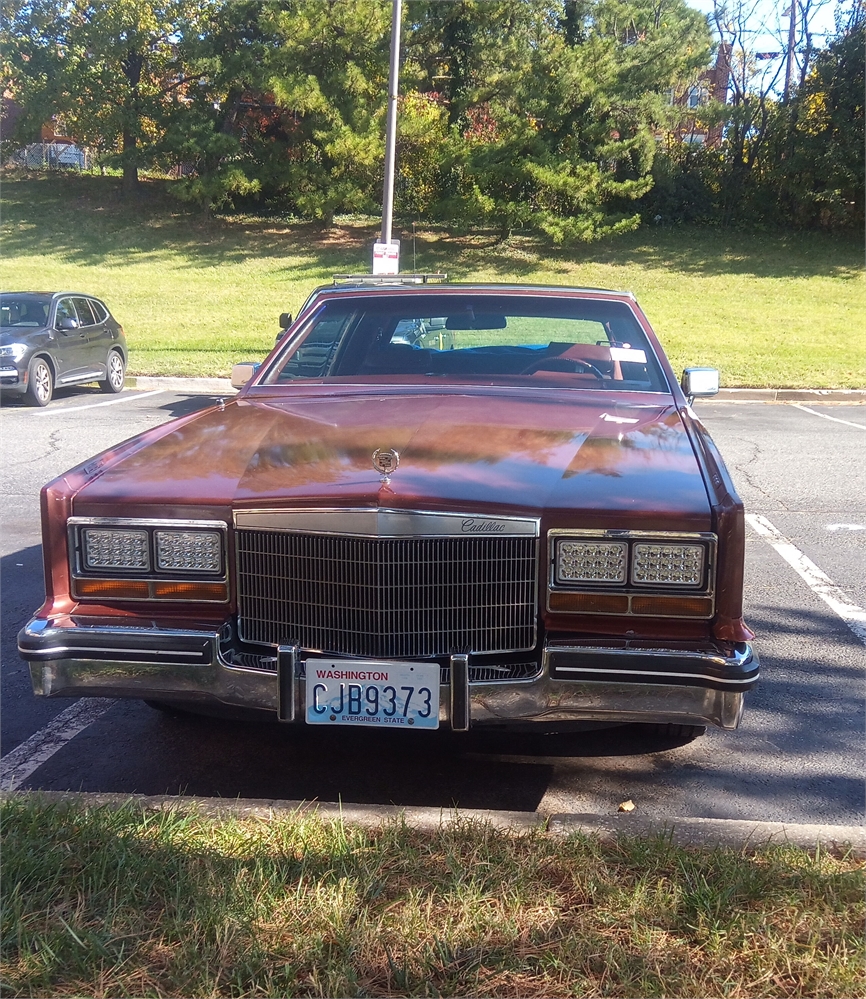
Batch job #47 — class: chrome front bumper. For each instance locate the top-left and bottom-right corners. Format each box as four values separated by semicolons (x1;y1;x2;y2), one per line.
19;618;759;730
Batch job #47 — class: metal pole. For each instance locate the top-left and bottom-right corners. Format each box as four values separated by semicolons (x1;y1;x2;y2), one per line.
381;0;402;245
783;1;797;101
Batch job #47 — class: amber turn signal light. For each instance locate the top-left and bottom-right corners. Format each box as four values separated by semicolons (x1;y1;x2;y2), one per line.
74;579;228;602
152;581;229;601
631;595;713;617
74;579;150;599
549;592;630;615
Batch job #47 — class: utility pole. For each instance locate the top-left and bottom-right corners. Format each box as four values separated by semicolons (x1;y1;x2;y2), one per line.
783;1;798;101
380;0;402;250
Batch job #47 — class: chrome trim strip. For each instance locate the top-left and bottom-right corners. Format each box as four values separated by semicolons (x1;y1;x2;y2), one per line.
19;645;206;659
278;645;299;722
234;508;540;537
547;642;753;666
548;529;717;540
551;666;753;687
544;642;758;692
58;369;104;385
450;653;470;731
68;517;228;529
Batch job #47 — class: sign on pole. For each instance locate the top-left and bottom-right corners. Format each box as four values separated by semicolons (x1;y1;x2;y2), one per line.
372;240;400;275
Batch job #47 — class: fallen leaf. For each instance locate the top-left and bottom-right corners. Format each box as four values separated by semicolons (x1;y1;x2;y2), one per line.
618;799;635;812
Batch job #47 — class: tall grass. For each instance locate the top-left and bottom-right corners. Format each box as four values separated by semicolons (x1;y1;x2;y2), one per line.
1;173;863;386
2;795;864;998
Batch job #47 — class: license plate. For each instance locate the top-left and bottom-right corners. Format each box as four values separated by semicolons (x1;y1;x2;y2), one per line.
305;660;440;729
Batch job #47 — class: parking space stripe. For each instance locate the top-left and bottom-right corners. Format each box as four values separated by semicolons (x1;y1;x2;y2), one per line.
0;698;117;791
746;513;866;647
32;389;165;415
791;404;866;430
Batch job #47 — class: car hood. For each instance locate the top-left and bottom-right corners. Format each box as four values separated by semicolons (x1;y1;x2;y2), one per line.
0;326;48;342
71;388;711;528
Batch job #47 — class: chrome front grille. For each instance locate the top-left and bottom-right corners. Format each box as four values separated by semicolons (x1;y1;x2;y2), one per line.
236;529;538;658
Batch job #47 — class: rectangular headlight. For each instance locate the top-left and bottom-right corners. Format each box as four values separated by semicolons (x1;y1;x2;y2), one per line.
631;543;704;586
83;528;150;571
557;540;627;584
155;530;222;573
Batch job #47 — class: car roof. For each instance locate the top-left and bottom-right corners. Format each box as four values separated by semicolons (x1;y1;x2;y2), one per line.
302;281;636;306
1;292;105;300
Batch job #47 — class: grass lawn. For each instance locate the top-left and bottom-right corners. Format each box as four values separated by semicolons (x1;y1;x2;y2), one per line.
2;795;864;998
1;173;863;386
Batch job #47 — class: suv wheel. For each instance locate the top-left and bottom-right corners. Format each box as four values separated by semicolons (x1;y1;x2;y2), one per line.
100;350;125;394
26;357;53;407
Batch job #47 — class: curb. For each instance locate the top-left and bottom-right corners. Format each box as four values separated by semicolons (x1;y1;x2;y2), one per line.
129;375;236;394
4;790;864;857
125;376;866;403
708;388;866;403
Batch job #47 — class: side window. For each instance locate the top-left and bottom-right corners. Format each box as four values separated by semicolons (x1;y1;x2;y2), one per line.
88;299;108;323
55;299;78;327
72;298;97;327
273;309;355;381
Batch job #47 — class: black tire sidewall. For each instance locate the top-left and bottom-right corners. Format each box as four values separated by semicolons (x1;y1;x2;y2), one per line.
26;357;53;407
101;350;125;394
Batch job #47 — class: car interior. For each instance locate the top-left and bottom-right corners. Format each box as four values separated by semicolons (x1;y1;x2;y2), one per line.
266;295;666;392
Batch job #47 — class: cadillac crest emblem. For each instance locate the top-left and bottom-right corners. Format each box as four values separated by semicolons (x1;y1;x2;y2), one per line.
372;447;400;481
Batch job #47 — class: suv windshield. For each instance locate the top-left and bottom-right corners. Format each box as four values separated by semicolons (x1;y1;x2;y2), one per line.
263;293;667;392
0;296;50;328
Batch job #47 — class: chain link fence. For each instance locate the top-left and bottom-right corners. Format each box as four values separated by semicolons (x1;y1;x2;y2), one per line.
6;142;92;170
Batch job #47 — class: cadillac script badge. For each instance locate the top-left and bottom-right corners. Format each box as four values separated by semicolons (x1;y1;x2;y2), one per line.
372;447;400;481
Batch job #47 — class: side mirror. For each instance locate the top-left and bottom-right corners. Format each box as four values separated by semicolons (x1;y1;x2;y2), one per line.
231;362;260;390
278;312;292;330
57;317;79;331
681;367;719;402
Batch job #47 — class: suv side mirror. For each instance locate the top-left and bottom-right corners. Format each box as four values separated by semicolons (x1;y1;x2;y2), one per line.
681;367;719;402
57;317;79;331
231;362;260;389
278;312;292;330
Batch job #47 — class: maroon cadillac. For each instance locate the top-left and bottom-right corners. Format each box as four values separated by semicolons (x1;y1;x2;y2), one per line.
18;282;758;741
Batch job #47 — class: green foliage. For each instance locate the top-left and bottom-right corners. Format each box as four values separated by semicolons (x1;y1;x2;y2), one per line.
1;0;213;192
10;0;857;235
259;0;392;223
769;18;866;229
634;8;865;231
399;0;710;240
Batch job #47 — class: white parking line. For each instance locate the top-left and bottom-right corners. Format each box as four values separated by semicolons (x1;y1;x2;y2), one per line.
746;513;866;647
791;404;866;430
33;389;165;415
0;698;118;791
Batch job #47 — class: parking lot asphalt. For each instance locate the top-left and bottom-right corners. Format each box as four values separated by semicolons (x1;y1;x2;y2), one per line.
2;385;864;853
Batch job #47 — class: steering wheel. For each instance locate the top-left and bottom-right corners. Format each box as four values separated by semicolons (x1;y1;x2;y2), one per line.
520;356;606;379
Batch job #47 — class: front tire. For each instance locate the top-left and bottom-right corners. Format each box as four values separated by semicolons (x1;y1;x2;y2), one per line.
100;350;125;394
25;357;53;407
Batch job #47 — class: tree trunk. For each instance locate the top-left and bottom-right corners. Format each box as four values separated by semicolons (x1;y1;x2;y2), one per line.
122;126;139;196
120;51;144;197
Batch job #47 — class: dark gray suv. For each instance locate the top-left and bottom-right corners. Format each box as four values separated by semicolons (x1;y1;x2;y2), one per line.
0;292;128;406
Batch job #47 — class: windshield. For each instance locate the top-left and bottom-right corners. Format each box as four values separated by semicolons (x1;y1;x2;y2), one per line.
262;293;668;392
0;296;50;328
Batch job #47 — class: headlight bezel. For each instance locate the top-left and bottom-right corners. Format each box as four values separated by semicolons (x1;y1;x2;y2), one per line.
69;517;229;602
0;342;30;362
548;529;716;618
